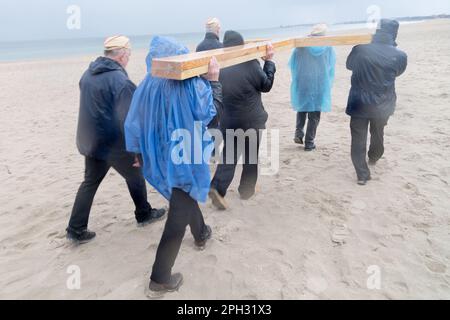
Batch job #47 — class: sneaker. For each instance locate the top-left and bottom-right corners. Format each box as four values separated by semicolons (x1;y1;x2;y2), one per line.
149;273;184;293
294;137;304;145
209;189;228;211
195;225;212;249
137;208;167;226
66;229;96;244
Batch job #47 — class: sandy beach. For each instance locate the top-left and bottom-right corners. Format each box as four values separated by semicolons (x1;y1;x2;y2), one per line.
0;19;449;300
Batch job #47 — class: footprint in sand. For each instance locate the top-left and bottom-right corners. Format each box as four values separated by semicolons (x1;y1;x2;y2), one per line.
393;281;410;294
424;256;447;274
268;248;285;257
47;231;59;238
350;200;367;215
306;276;328;295
439;167;450;179
204;254;218;266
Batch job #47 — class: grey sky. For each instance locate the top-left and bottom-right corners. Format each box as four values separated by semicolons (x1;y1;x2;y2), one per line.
1;0;449;41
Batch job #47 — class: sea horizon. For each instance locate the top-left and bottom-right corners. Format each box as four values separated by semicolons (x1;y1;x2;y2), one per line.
0;19;428;62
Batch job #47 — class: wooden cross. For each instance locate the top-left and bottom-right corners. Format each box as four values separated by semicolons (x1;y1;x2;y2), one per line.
151;34;373;80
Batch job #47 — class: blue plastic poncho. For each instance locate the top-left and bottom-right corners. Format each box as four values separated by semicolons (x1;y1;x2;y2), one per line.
289;46;336;113
125;36;217;203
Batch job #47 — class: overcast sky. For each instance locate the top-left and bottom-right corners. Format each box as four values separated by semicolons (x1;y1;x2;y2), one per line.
1;0;449;41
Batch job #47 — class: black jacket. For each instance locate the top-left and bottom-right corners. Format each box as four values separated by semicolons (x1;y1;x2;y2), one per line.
220;60;276;130
346;19;408;119
208;81;224;129
76;57;136;160
219;30;276;130
196;33;223;52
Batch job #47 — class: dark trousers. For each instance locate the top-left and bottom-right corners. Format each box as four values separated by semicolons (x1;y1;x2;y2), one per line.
67;154;151;234
296;112;321;147
151;188;207;284
211;129;261;198
350;117;389;180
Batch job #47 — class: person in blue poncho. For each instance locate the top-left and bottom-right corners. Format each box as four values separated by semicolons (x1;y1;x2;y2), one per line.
124;36;223;293
289;24;336;151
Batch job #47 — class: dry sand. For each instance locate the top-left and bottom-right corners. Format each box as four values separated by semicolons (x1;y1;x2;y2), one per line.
0;20;449;300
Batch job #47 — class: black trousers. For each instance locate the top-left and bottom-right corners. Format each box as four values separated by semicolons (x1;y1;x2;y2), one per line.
67;154;151;234
350;116;389;180
211;129;262;198
151;188;207;284
296;112;321;148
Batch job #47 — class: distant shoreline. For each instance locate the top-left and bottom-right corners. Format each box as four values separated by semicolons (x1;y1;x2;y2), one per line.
280;14;450;28
0;17;443;63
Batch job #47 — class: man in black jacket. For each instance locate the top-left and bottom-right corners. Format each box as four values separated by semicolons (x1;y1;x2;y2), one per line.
346;20;408;185
209;31;276;210
196;18;223;52
197;18;224;131
67;36;165;243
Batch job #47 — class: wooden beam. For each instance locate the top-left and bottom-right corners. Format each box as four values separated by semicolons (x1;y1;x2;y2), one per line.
151;34;372;80
244;38;270;44
295;33;373;47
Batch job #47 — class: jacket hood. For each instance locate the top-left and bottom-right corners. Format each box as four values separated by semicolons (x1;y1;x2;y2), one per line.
373;19;400;46
89;56;124;75
145;36;189;73
307;46;329;56
223;30;244;47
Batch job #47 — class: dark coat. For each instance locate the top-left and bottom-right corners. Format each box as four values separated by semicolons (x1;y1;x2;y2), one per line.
219;30;276;130
346;19;408;119
196;33;223;52
208;81;224;129
76;57;136;160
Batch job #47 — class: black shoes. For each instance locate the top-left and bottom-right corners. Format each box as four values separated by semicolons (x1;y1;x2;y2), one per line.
305;145;317;152
66;209;166;244
149;273;184;293
357;176;372;186
195;225;212;249
66;229;97;244
209;188;228;211
239;190;256;201
294;137;304;145
137;208;167;226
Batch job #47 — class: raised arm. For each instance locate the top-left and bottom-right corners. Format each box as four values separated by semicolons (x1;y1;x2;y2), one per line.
253;43;277;93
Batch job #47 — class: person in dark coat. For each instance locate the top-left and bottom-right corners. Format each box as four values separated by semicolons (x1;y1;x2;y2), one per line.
196;18;223;52
197;18;224;131
209;31;276;210
66;36;166;243
346;19;408;185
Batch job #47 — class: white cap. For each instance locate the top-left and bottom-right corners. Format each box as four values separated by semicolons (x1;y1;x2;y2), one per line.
310;24;328;36
104;35;131;50
206;18;221;34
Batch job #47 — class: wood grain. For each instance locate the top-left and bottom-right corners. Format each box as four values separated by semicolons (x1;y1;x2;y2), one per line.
151;34;373;80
